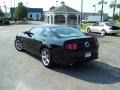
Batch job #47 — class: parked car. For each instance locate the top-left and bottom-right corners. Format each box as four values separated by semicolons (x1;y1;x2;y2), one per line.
86;22;120;36
15;25;99;68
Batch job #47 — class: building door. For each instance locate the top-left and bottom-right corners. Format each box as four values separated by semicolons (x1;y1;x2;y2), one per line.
36;14;39;20
30;14;33;20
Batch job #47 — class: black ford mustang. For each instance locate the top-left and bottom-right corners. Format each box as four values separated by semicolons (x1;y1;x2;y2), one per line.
15;25;99;68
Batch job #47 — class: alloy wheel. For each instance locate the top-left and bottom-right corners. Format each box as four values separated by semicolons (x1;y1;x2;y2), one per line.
41;49;51;66
101;30;106;36
15;39;23;51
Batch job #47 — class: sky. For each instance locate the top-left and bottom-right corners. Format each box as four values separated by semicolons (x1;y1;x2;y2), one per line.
0;0;120;16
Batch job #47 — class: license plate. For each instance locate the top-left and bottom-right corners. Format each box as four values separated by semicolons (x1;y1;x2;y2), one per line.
85;52;91;58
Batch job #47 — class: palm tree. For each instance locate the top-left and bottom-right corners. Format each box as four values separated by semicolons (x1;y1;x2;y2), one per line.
110;0;117;17
117;4;120;15
98;0;107;22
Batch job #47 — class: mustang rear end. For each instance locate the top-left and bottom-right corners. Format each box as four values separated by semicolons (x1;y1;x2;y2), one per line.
53;37;99;65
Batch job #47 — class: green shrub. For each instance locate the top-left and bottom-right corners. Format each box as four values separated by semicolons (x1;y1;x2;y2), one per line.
113;14;120;20
3;20;10;25
0;17;10;25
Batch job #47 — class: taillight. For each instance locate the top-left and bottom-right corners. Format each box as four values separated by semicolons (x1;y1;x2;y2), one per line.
65;43;78;50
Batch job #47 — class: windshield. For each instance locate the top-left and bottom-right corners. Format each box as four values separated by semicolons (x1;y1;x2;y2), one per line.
51;27;85;38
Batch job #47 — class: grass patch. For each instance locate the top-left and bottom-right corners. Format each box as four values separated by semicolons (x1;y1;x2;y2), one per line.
80;23;94;30
116;21;120;27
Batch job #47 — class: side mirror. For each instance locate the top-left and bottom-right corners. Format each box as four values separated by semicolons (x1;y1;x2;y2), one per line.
24;31;29;34
24;31;34;37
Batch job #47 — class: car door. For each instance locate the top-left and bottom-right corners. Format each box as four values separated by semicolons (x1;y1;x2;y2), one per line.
21;31;33;50
92;23;100;32
40;28;55;48
28;27;44;53
98;23;105;33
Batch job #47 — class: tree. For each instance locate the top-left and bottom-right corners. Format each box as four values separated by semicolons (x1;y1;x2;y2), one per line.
98;0;107;22
15;2;27;20
50;6;55;10
110;0;117;17
113;13;119;20
0;7;4;17
117;4;120;16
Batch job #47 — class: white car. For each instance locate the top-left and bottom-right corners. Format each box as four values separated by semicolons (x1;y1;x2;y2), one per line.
86;22;120;36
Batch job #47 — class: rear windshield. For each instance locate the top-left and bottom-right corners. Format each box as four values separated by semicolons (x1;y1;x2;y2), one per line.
105;23;111;26
51;27;85;38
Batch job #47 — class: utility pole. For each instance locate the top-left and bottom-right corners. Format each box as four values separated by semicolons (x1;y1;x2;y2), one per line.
14;0;15;8
101;0;104;22
80;0;83;26
13;0;15;18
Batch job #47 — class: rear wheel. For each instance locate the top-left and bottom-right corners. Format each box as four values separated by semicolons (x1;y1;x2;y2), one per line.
14;39;23;51
41;48;54;68
101;30;106;36
87;28;91;33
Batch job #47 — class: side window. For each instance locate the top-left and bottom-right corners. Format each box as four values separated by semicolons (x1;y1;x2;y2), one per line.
30;28;44;35
42;29;53;37
94;23;99;26
99;23;104;26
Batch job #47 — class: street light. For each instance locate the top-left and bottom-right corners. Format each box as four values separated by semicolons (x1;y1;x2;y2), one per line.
93;5;96;15
3;2;7;16
80;0;83;26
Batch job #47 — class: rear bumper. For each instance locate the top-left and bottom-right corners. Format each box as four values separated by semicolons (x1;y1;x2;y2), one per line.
52;50;98;65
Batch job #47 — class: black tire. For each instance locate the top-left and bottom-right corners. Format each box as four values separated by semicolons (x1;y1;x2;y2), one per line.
14;39;23;51
87;28;91;33
41;48;54;68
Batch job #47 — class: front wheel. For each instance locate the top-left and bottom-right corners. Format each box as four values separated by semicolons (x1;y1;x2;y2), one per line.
14;39;23;51
41;48;54;68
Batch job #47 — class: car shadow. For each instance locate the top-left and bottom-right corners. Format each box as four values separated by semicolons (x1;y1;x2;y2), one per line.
106;34;120;37
51;61;120;84
23;51;120;84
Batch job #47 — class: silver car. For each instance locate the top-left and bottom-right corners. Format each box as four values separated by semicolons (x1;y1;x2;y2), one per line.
86;22;120;36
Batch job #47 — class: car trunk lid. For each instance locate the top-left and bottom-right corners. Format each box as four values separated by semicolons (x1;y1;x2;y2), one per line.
64;36;99;51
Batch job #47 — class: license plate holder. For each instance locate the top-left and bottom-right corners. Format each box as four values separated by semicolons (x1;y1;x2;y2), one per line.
85;52;91;58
